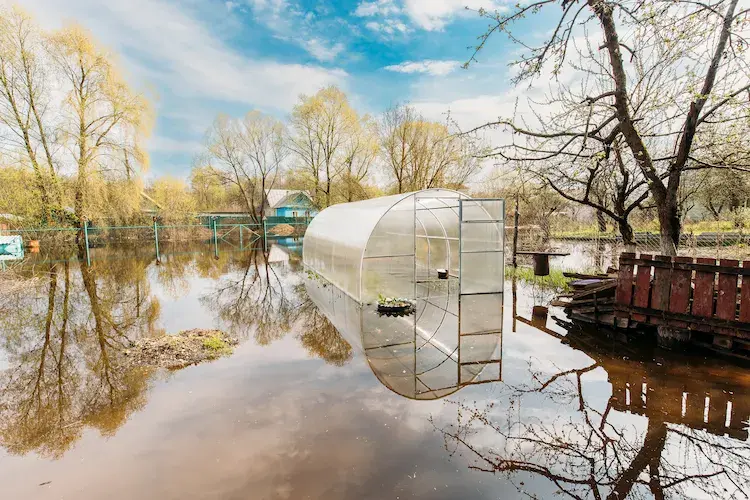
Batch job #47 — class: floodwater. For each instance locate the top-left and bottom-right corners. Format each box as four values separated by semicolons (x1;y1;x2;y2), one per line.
1;240;749;499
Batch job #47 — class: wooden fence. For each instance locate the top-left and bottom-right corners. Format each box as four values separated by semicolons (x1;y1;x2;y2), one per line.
614;253;750;347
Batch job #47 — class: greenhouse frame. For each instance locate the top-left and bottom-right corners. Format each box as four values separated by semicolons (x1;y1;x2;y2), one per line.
303;189;505;399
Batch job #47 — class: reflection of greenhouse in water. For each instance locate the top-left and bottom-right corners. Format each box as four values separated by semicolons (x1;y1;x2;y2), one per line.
303;189;505;399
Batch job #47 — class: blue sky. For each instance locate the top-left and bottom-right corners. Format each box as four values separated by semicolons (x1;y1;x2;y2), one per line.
11;0;554;179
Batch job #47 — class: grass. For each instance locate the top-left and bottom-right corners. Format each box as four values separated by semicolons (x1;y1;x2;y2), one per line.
552;220;745;239
505;266;572;292
202;334;232;355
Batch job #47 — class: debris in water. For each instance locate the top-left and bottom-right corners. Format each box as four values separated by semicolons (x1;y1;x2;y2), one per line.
124;329;238;369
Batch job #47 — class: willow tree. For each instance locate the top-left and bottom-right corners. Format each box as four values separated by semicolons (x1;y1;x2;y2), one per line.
0;7;62;224
381;104;484;193
50;25;151;228
288;85;361;208
340;114;378;202
468;0;750;255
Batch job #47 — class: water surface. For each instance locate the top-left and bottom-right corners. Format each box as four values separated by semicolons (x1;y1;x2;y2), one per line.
1;241;748;499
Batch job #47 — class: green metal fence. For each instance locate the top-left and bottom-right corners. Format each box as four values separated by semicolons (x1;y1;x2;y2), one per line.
1;218;309;266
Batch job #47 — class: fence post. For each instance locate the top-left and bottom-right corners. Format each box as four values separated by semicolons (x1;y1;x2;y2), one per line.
83;219;91;266
263;219;268;252
512;194;520;268
212;218;219;259
153;218;160;263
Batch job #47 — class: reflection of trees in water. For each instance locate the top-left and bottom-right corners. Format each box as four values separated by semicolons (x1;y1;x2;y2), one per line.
0;243;355;457
431;358;750;499
205;249;296;345
0;257;159;458
204;249;353;366
293;286;353;367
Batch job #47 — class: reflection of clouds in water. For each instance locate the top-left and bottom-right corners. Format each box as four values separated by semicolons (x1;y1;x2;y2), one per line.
2;338;516;499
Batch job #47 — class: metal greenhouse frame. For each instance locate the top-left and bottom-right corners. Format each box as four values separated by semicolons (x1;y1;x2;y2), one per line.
303;189;505;399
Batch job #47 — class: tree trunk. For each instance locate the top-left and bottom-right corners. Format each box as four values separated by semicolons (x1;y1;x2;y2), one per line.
597;210;607;233
606;419;668;500
618;218;636;252
657;188;680;256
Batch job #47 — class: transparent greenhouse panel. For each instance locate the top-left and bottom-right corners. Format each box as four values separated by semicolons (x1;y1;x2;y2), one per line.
460;251;504;295
362;310;414;350
459;333;502;363
461;221;505;253
461;199;505;222
365;199;415;259
361;255;415;303
304;190;504;399
460;293;504;335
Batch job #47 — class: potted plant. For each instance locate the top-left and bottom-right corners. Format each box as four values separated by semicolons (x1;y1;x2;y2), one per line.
377;294;414;315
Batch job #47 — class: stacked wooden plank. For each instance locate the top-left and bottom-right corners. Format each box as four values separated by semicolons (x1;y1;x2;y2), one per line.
551;271;623;327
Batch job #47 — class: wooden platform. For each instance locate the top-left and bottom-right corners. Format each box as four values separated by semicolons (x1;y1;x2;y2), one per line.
554;254;750;359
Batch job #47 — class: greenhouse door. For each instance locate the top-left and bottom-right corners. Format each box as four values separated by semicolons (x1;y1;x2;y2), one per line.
457;198;505;386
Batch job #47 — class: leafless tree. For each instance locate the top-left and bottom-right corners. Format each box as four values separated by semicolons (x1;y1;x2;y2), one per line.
467;0;750;255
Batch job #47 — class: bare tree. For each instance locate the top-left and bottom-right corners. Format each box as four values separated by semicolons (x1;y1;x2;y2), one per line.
340;114;378;202
381;103;485;193
205;111;286;223
467;0;750;255
0;7;62;223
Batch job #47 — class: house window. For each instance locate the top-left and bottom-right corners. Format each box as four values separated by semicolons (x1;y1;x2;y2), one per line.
292;211;298;218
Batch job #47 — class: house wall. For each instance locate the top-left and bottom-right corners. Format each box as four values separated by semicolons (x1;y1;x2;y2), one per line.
273;194;318;218
275;206;318;218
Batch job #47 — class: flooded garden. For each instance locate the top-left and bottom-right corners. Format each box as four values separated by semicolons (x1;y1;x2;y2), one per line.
0;236;748;500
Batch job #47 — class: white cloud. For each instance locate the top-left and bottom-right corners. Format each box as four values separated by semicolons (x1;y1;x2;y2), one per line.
9;0;347;112
225;1;238;11
245;0;349;62
384;59;460;76
354;0;401;17
304;39;345;63
356;0;506;34
404;0;505;31
364;18;411;37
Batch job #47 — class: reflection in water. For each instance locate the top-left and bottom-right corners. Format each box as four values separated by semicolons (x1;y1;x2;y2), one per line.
304;276;503;399
431;281;750;499
2;242;749;500
0;241;351;458
0;254;158;458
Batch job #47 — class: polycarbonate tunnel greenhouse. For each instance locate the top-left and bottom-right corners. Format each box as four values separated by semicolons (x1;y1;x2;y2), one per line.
303;189;506;303
303;189;506;399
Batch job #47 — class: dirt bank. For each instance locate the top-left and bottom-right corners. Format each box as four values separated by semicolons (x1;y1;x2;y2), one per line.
269;223;295;236
124;329;238;369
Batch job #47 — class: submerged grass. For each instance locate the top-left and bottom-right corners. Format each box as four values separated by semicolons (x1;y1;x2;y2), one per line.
505;266;571;292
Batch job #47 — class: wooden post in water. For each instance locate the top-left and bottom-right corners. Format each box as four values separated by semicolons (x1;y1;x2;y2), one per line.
212;218;219;259
512;194;520;268
263;219;268;252
153;217;161;264
83;219;91;266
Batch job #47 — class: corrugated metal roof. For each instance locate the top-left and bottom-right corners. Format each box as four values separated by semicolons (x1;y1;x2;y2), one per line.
265;189;311;209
